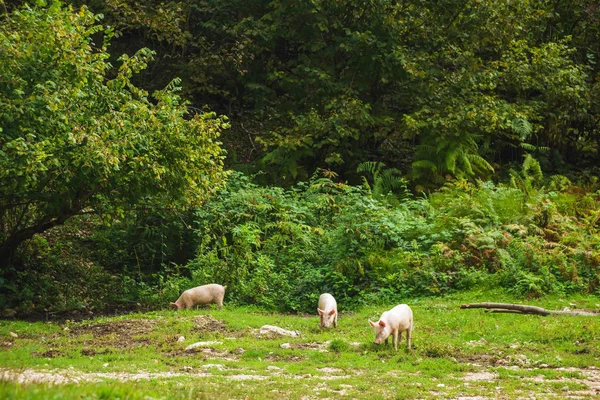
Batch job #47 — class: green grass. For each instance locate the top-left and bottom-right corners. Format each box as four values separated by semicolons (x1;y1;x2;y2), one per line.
1;290;599;399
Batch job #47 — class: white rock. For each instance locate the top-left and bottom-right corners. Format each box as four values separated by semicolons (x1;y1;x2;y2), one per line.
203;364;225;370
177;336;185;343
258;325;301;337
185;341;222;351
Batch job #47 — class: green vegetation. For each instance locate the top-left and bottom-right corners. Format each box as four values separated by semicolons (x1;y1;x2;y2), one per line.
0;2;227;266
28;0;597;186
0;1;599;397
1;293;599;399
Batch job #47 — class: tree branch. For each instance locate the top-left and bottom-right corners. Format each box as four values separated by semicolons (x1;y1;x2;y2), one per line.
461;302;600;316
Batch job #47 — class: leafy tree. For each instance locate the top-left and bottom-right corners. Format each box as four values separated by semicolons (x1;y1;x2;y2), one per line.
0;2;228;265
62;0;600;186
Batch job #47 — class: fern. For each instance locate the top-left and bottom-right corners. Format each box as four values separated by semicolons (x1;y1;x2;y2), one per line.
509;154;545;197
357;161;411;202
511;117;533;141
522;154;544;183
521;143;550;152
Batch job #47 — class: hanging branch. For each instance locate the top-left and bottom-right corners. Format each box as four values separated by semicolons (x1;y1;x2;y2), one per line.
460;302;600;316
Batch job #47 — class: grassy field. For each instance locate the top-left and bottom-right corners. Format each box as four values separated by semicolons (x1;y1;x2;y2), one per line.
1;289;599;399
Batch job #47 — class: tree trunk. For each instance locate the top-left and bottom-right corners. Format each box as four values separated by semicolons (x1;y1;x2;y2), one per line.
0;213;76;268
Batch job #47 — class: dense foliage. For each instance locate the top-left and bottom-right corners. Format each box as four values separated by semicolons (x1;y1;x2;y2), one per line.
4;160;598;314
55;0;600;185
0;2;228;265
0;2;599;316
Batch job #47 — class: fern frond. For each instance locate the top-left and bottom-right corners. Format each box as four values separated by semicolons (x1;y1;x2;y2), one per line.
511;117;533;141
520;143;537;151
357;161;386;178
522;154;543;183
445;148;460;174
412;160;438;172
465;153;495;173
360;175;372;194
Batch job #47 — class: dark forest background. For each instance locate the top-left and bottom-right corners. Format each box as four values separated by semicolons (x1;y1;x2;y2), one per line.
1;0;599;317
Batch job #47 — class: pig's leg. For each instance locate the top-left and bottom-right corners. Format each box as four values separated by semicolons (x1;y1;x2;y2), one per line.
406;328;411;350
393;330;399;351
334;314;338;328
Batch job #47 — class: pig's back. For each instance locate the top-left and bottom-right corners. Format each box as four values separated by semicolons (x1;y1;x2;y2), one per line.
318;293;337;310
388;304;413;329
187;284;224;300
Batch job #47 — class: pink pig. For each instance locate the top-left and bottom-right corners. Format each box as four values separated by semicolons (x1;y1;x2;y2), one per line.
170;284;227;310
317;293;338;328
369;304;413;351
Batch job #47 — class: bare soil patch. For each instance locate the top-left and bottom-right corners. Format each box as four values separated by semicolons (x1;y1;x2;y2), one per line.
70;319;157;338
32;349;66;358
265;354;307;362
80;348;113;356
164;347;240;361
68;319;157;350
193;315;229;334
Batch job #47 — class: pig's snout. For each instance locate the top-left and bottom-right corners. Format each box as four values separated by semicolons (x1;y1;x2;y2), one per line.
373;339;382;345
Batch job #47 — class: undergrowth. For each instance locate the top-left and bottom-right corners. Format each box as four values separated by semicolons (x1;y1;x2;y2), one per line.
1;157;599;316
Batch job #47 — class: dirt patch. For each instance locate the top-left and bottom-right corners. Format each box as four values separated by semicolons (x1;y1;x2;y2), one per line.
81;348;112;357
32;349;66;358
0;367;268;384
290;342;327;351
193;315;226;332
457;353;507;367
70;319;157;338
459;367;600;398
463;371;498;381
265;354;307;362
0;341;14;350
164;347;240;361
12;304;151;323
68;319;157;350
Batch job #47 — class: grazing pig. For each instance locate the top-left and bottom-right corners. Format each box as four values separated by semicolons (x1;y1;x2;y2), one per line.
317;293;338;328
369;304;413;351
170;284;227;310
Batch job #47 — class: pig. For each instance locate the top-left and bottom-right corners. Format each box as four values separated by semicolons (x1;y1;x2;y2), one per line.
170;284;227;310
317;293;338;328
368;304;413;351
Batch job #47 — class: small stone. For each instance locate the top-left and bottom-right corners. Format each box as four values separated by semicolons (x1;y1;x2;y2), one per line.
258;325;301;337
177;336;185;343
9;332;18;338
185;341;222;351
203;364;225;371
280;343;291;349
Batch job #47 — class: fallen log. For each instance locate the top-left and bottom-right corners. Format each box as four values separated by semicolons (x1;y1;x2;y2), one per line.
460;302;600;316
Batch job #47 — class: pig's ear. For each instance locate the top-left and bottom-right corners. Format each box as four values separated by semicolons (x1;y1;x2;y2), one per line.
378;320;386;328
329;309;335;315
317;308;324;315
369;320;376;327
